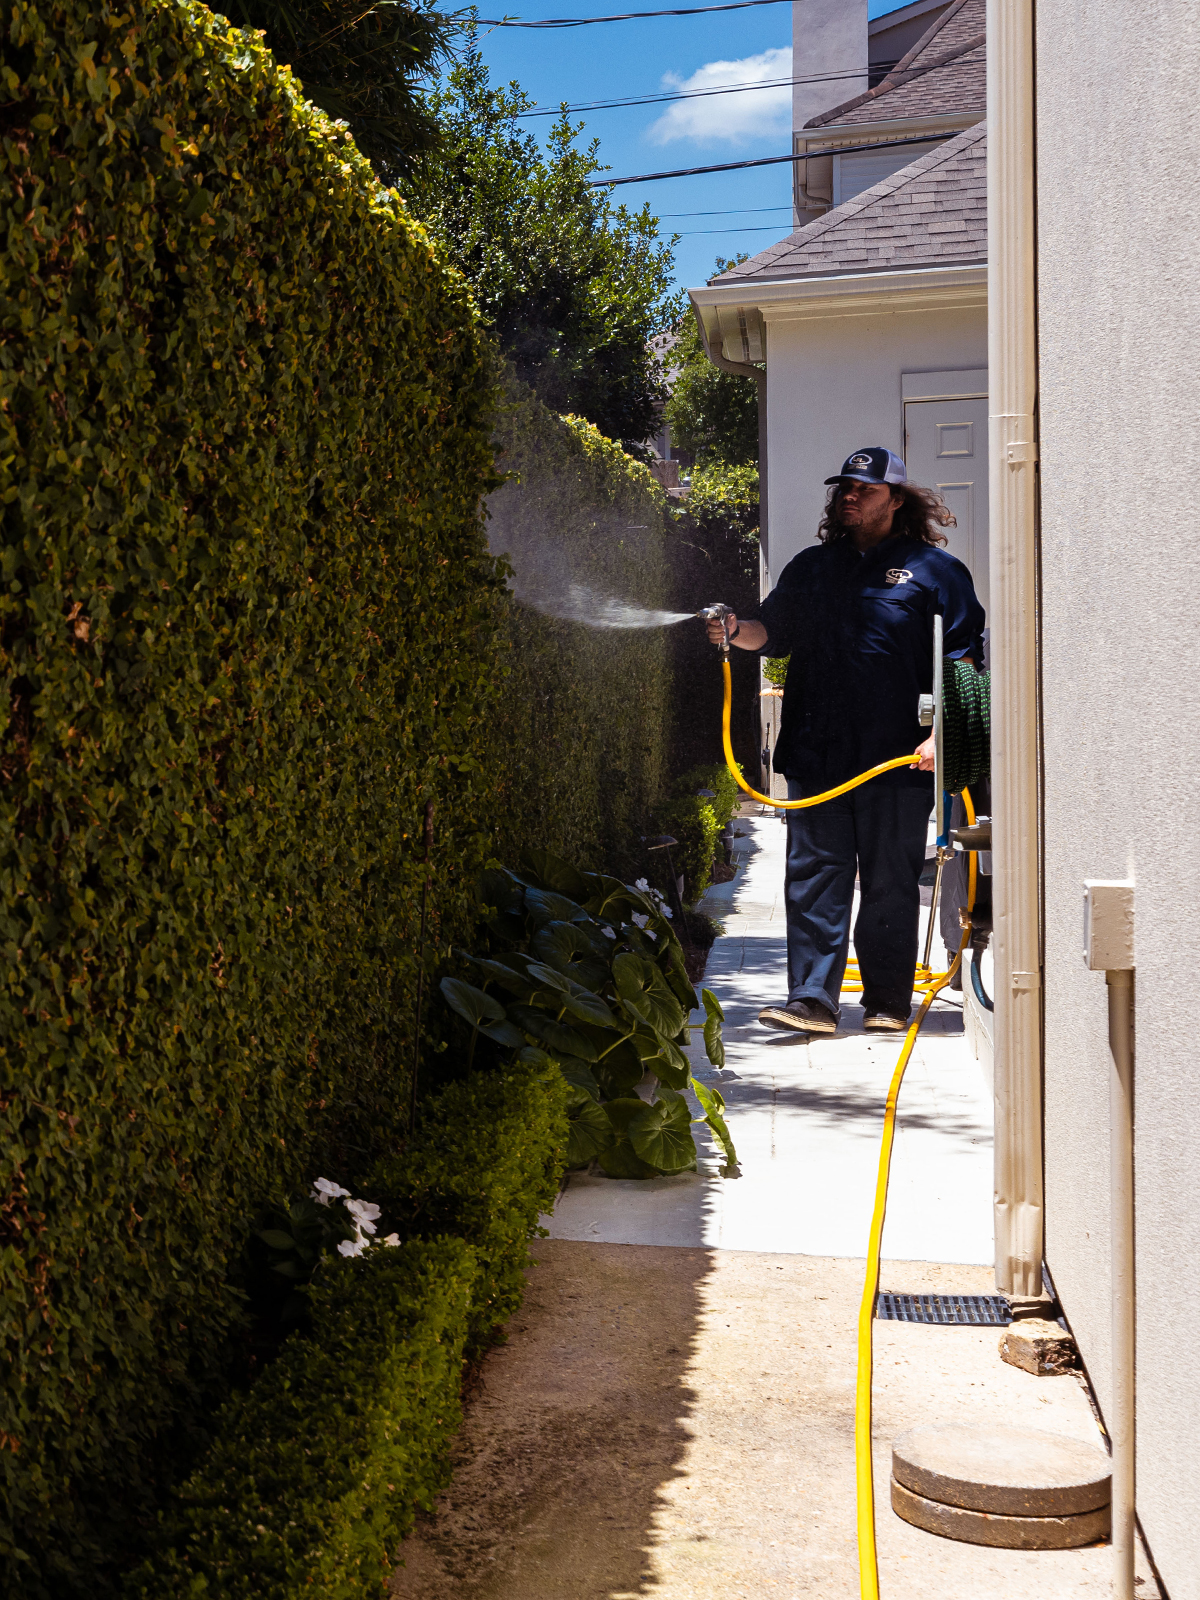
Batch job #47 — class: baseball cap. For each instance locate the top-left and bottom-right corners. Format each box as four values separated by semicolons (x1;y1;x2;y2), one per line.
825;447;907;486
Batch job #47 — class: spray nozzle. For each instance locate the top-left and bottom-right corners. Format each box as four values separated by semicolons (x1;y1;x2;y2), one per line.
696;603;735;654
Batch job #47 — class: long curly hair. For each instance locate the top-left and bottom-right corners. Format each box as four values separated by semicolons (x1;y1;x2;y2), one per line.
817;481;956;546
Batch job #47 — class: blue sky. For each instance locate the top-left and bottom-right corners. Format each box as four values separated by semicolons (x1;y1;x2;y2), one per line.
471;0;913;296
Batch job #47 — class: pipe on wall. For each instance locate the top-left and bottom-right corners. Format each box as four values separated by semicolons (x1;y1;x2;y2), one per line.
986;0;1046;1309
1107;967;1136;1600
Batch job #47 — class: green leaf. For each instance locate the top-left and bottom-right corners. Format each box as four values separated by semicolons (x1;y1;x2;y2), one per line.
256;1229;297;1251
525;962;618;1027
468;952;537;995
597;1141;659;1180
628;1091;696;1175
523;885;587;927
630;1028;689;1091
557;1056;600;1098
613;952;685;1037
520;848;591;901
439;977;524;1047
691;1075;738;1169
665;957;699;1014
566;1090;614;1166
532;921;609;989
592;1038;644;1097
479;867;525;917
701;987;726;1070
509;1004;599;1062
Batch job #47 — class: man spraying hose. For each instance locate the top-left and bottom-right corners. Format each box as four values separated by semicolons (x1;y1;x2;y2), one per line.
705;447;984;1036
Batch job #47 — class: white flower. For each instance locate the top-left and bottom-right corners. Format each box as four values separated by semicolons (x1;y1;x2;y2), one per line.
312;1177;351;1206
635;877;651;892
337;1239;366;1258
601;926;616;939
381;1233;400;1248
631;913;649;930
345;1198;381;1235
661;904;673;919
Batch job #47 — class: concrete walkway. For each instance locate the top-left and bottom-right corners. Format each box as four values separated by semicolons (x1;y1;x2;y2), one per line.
392;801;1162;1599
550;803;994;1262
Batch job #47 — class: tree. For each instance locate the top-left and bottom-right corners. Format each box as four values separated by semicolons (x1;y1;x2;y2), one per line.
404;48;681;446
663;276;759;467
220;0;460;182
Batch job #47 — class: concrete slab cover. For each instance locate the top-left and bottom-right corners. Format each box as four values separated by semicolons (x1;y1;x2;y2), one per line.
892;1423;1111;1516
890;1478;1111;1550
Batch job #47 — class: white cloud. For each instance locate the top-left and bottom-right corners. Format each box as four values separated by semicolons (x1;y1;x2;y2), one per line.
648;47;792;148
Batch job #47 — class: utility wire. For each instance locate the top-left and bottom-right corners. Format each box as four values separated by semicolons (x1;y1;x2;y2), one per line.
589;130;952;186
674;223;790;234
659;204;791;216
517;63;893;116
476;0;791;24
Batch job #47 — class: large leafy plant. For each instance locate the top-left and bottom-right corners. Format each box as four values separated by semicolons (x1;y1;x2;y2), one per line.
441;851;736;1178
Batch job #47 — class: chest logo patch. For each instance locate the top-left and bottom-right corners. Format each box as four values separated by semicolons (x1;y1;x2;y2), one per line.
885;568;914;586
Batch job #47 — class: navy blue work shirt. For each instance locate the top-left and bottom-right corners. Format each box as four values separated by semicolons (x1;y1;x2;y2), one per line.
758;534;985;791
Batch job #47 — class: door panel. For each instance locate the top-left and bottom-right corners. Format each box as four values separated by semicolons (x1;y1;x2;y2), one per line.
904;395;989;615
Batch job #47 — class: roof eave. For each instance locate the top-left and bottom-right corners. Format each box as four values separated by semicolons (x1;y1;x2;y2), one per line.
797;109;983;147
689;263;987;366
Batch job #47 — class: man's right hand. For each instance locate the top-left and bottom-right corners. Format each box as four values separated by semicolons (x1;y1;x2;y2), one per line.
703;614;769;652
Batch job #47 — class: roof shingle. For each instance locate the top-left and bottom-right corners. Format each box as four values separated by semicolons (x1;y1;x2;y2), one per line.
711;125;986;285
805;0;985;130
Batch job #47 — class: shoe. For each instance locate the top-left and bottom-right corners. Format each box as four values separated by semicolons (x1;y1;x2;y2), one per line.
863;1011;910;1033
758;999;837;1034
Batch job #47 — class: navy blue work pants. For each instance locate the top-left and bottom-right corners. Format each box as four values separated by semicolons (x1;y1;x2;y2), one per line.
784;777;932;1019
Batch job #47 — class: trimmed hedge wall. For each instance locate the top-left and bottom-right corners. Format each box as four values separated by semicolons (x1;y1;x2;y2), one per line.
486;372;671;876
656;760;742;904
0;0;505;1588
368;1053;570;1360
131;1239;477;1600
132;1056;567;1600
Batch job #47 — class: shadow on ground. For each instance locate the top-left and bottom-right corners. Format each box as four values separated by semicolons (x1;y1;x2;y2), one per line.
391;1241;710;1600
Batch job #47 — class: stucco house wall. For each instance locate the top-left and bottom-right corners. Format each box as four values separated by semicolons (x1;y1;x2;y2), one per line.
763;304;987;577
1035;2;1200;1591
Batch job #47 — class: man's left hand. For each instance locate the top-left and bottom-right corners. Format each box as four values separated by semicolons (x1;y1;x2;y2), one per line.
912;735;936;772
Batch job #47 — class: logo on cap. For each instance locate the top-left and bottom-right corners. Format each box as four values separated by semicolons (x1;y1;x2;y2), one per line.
849;453;873;469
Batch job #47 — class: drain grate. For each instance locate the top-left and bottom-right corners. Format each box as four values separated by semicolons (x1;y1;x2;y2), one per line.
876;1292;1012;1326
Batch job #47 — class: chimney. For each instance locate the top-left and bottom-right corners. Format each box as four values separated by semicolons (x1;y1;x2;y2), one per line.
792;0;868;225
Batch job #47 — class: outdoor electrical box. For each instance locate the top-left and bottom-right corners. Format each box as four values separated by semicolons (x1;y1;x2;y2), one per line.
1082;880;1135;971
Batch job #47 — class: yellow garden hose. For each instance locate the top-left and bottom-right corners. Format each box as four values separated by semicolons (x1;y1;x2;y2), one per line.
715;651;981;1597
720;658;919;807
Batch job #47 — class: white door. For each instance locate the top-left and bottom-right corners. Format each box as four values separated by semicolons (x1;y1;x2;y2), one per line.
903;396;990;616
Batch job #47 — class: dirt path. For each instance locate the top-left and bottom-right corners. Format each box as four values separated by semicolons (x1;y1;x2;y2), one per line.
392;1241;1150;1599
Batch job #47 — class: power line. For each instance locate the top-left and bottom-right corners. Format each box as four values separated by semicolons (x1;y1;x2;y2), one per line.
476;0;791;25
673;223;790;234
517;64;892;117
589;130;954;186
658;204;791;216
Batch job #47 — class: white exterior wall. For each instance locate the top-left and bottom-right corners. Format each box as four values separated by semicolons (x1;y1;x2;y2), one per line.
762;305;986;581
1035;2;1200;1592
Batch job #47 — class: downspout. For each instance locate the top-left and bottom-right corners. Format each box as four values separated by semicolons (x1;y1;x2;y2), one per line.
987;0;1046;1311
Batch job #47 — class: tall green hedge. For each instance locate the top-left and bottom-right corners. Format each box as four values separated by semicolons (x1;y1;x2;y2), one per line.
132;1238;478;1600
0;0;503;1588
486;372;672;875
